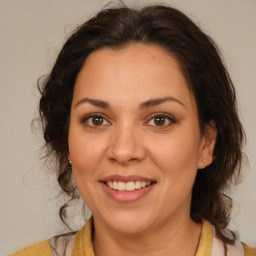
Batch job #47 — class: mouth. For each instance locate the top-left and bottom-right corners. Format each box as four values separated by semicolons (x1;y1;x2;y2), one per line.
103;181;154;192
100;175;156;202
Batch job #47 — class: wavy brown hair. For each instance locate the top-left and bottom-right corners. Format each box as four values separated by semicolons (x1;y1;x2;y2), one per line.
38;4;245;244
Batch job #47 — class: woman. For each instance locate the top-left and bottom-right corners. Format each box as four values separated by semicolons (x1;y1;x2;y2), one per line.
11;4;255;256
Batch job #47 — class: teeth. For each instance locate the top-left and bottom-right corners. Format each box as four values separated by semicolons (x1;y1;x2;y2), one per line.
118;181;126;191
135;181;141;189
126;181;135;191
108;181;113;188
113;181;118;190
106;181;152;191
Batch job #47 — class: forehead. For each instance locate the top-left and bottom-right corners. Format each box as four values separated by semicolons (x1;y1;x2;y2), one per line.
73;43;195;109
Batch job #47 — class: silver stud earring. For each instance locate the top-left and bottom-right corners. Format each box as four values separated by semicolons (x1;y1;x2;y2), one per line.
202;159;207;166
68;160;72;167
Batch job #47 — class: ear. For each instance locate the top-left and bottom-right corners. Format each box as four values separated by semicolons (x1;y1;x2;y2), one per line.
198;121;217;169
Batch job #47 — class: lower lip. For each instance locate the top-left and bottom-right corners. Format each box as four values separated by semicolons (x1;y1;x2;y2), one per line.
101;183;155;203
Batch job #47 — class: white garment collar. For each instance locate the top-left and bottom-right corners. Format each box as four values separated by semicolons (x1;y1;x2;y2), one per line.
212;225;244;256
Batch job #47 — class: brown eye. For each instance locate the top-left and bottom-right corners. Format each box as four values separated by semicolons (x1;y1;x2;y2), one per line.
154;116;166;126
82;114;110;128
92;116;103;126
146;114;175;128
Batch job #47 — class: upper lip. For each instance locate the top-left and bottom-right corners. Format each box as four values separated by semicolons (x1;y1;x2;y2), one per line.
100;175;155;183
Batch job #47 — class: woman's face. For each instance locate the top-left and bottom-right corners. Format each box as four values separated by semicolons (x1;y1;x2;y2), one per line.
69;43;215;234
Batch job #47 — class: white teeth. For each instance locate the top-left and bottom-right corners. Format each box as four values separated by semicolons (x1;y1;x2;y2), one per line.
135;181;141;189
126;181;135;191
106;181;152;191
118;181;126;191
113;181;118;190
108;181;113;188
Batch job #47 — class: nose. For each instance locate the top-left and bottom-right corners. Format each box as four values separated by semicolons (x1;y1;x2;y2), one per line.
107;124;146;165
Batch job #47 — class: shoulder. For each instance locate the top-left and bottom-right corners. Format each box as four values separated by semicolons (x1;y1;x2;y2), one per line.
49;231;77;256
9;231;78;256
242;242;256;256
9;240;53;256
209;221;256;256
9;220;91;256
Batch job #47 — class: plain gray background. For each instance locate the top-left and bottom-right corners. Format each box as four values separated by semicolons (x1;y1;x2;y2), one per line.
0;0;255;254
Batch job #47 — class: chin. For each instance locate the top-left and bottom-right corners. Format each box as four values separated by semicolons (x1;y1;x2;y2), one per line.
102;211;155;235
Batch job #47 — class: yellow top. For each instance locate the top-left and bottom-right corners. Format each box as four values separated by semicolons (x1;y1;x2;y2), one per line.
10;219;256;256
9;240;53;256
243;243;256;256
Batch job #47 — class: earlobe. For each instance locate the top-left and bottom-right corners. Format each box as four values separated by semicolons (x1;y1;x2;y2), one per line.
198;121;217;169
67;153;72;166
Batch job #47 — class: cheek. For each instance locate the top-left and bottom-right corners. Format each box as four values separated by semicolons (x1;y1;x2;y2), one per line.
68;132;107;206
149;132;201;181
68;130;107;177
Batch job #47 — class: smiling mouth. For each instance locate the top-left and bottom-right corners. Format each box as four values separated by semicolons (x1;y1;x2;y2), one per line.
103;181;154;192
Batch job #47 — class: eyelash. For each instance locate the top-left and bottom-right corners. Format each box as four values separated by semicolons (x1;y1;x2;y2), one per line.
81;112;176;129
81;113;110;128
144;112;176;128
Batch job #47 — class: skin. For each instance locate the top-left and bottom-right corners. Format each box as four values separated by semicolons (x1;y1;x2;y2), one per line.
68;43;216;256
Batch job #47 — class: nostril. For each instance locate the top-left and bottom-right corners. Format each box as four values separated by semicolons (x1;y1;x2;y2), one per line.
128;158;138;162
108;156;140;165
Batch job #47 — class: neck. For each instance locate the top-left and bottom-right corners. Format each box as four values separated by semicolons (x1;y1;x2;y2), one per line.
93;215;202;256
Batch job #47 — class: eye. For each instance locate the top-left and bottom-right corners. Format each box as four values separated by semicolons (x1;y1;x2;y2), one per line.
146;113;175;128
81;114;111;128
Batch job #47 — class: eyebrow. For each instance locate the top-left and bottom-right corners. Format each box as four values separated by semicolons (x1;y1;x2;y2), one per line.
75;98;110;108
139;97;185;110
75;96;185;109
